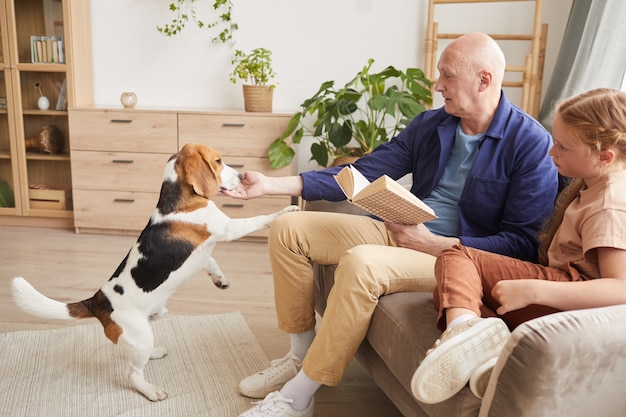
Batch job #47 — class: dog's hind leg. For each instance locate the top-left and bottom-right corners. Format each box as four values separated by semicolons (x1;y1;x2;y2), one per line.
117;318;168;401
205;257;230;289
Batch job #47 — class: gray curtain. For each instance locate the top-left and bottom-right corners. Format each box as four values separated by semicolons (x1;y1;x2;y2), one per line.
539;0;626;130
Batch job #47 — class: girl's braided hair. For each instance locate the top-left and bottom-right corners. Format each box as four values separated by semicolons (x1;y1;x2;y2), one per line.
538;88;626;265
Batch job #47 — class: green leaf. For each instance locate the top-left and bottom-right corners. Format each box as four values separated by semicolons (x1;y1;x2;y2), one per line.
328;122;353;148
310;142;329;167
268;139;296;169
276;113;303;141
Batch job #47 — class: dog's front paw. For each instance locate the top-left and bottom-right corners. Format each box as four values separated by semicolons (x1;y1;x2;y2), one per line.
278;205;300;215
209;272;230;290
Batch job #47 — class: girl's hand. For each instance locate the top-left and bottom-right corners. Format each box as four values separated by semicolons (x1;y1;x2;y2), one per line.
492;280;538;315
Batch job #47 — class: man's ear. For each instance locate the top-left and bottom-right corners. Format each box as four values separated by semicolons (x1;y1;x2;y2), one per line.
479;71;492;91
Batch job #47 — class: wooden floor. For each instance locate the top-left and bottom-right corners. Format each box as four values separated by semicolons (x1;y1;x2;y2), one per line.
0;225;402;417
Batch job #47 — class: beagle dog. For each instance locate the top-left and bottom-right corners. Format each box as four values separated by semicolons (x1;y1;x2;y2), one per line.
11;143;299;401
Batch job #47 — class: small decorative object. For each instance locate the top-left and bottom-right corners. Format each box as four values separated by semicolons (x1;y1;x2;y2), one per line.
28;184;72;210
35;83;49;110
230;48;276;113
24;125;65;154
120;92;138;108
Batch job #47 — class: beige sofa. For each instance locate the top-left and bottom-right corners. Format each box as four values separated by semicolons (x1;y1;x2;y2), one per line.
307;202;626;417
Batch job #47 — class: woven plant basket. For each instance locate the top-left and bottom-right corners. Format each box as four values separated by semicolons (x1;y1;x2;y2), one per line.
242;85;274;112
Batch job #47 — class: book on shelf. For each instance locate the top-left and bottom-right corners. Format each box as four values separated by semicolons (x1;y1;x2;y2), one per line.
30;36;64;64
333;165;437;225
55;78;67;111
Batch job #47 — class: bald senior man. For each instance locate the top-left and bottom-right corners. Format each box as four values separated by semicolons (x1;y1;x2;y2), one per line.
224;32;558;417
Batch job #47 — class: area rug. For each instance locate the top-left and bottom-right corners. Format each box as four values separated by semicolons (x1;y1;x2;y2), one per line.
0;312;268;417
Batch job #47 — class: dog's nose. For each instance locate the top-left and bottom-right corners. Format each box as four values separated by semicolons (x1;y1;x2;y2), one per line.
237;173;243;181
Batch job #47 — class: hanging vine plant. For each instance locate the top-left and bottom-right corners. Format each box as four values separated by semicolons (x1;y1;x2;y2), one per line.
157;0;238;44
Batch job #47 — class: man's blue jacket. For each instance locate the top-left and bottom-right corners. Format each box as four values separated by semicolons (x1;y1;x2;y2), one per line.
300;92;558;263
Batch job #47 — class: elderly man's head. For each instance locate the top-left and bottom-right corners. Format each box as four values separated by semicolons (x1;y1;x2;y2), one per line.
434;33;506;128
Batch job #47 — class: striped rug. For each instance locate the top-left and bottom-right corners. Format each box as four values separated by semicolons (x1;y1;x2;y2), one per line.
0;312;268;417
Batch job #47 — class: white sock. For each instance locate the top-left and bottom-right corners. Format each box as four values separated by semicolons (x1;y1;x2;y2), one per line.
447;313;476;330
289;329;316;360
280;369;320;411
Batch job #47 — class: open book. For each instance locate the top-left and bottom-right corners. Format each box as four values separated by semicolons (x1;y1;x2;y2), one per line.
333;165;437;225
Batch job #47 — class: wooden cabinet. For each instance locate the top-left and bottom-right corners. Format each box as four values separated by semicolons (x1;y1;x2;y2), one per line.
69;109;295;238
0;0;92;228
69;109;178;234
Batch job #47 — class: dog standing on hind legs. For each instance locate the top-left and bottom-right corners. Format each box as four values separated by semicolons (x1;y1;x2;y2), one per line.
11;143;299;401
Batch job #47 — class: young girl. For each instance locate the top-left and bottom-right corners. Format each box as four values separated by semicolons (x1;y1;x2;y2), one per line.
411;88;626;404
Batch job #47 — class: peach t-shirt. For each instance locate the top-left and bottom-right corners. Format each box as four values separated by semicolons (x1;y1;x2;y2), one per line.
548;169;626;280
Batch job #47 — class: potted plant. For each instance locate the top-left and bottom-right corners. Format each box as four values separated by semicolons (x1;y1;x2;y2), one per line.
230;47;277;112
268;59;432;169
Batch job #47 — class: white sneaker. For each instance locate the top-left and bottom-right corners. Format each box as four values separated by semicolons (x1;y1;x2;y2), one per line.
469;356;497;399
239;353;302;398
238;391;314;417
411;317;510;404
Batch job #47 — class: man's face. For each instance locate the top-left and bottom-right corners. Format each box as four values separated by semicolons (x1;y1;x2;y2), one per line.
434;52;481;118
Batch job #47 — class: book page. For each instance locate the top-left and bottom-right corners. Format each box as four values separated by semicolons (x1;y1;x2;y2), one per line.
334;165;437;224
334;165;372;199
353;188;437;224
361;176;434;215
348;165;372;196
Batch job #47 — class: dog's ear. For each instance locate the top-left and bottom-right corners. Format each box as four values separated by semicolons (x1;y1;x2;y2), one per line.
182;145;221;198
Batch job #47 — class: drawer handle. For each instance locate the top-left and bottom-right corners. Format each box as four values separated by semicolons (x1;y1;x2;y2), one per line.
112;159;134;164
114;198;135;203
110;119;133;123
230;164;245;169
222;203;244;208
222;123;245;128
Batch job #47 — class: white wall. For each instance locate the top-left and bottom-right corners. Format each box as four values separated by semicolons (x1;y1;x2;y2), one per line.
90;0;572;169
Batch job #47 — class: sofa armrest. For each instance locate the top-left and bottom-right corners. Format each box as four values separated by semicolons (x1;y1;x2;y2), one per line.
480;304;626;417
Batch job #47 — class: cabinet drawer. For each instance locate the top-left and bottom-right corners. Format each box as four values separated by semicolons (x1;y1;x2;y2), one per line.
73;189;158;231
178;113;290;157
69;110;178;153
71;151;168;192
226;156;294;176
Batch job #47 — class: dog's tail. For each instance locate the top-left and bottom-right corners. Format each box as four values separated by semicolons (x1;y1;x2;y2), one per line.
11;277;94;321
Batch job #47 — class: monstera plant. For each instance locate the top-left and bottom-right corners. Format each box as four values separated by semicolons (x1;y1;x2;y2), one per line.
268;59;432;169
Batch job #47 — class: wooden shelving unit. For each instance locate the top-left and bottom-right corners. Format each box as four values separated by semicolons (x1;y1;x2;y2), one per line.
0;0;93;228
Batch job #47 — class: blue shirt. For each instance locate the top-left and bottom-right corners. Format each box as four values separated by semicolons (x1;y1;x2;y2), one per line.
300;91;558;262
423;123;484;236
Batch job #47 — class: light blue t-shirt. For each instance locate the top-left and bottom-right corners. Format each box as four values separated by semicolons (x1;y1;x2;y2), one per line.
422;122;484;237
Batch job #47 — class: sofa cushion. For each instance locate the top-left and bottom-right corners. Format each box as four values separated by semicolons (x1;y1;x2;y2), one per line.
480;304;626;417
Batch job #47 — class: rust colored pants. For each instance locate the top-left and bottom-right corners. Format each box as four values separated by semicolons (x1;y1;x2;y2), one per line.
434;244;584;330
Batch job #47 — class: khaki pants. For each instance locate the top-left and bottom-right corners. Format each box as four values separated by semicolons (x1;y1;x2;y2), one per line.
268;211;437;386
